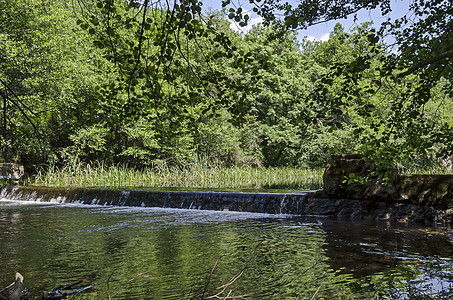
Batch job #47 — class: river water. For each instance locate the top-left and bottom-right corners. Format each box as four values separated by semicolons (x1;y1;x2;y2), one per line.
0;200;452;299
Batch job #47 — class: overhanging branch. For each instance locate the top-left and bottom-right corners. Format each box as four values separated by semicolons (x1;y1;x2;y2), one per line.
396;50;453;78
0;78;49;152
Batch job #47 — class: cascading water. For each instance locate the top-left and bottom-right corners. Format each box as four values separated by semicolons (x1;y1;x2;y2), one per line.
1;185;452;224
0;186;308;214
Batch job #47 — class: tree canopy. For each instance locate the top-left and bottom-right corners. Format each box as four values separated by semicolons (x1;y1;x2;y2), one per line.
0;0;452;172
225;0;453;168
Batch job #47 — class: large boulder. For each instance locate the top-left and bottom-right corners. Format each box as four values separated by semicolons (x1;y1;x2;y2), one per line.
323;154;398;201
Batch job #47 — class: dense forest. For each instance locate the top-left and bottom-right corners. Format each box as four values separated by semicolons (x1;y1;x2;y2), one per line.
1;0;452;173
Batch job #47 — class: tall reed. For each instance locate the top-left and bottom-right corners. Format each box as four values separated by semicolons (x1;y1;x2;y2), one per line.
30;161;323;190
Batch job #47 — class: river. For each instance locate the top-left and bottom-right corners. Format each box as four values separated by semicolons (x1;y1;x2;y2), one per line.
0;199;452;299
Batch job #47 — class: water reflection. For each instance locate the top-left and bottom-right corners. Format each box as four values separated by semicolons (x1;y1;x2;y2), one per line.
0;201;451;299
322;220;453;278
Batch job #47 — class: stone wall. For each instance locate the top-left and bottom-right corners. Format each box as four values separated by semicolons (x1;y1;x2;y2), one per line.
322;154;397;201
323;155;453;210
0;186;308;215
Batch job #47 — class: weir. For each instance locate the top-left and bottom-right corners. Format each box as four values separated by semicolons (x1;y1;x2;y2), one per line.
0;186;308;215
1;185;452;225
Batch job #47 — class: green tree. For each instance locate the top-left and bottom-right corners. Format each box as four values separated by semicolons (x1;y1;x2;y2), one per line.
0;0;55;164
86;0;453;168
233;26;310;166
0;0;117;168
75;0;268;166
226;0;453;168
3;0;451;170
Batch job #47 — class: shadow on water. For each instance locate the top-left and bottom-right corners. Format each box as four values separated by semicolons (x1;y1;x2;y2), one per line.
322;219;453;277
0;200;452;299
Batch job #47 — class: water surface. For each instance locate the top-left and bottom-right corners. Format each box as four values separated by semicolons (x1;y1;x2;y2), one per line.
0;200;452;299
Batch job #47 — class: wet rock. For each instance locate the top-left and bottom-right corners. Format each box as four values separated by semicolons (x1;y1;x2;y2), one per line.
303;195;453;225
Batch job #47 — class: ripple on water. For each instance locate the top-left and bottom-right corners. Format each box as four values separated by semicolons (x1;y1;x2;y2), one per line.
0;201;452;299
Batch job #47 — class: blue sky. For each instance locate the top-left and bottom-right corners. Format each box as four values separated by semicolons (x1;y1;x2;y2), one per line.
201;0;411;42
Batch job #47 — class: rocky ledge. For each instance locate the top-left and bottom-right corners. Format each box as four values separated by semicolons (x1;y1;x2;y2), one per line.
306;191;452;225
319;154;453;225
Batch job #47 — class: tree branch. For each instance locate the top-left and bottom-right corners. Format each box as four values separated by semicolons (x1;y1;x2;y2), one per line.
396;50;453;78
0;78;45;145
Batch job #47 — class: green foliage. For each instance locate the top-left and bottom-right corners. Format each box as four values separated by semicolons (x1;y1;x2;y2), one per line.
195;110;262;166
67;124;111;161
300;20;453;170
0;0;114;168
225;0;453;170
117;117;161;166
1;0;452;174
238;26;311;166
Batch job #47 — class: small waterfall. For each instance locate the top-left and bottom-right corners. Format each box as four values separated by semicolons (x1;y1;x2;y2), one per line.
119;190;130;206
2;186;447;223
280;195;287;214
0;186;308;215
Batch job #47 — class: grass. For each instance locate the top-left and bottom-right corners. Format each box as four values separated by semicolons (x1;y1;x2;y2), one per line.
29;162;324;191
26;159;453;191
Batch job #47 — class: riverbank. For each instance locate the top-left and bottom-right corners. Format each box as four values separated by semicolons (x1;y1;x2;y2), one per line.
0;156;449;226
